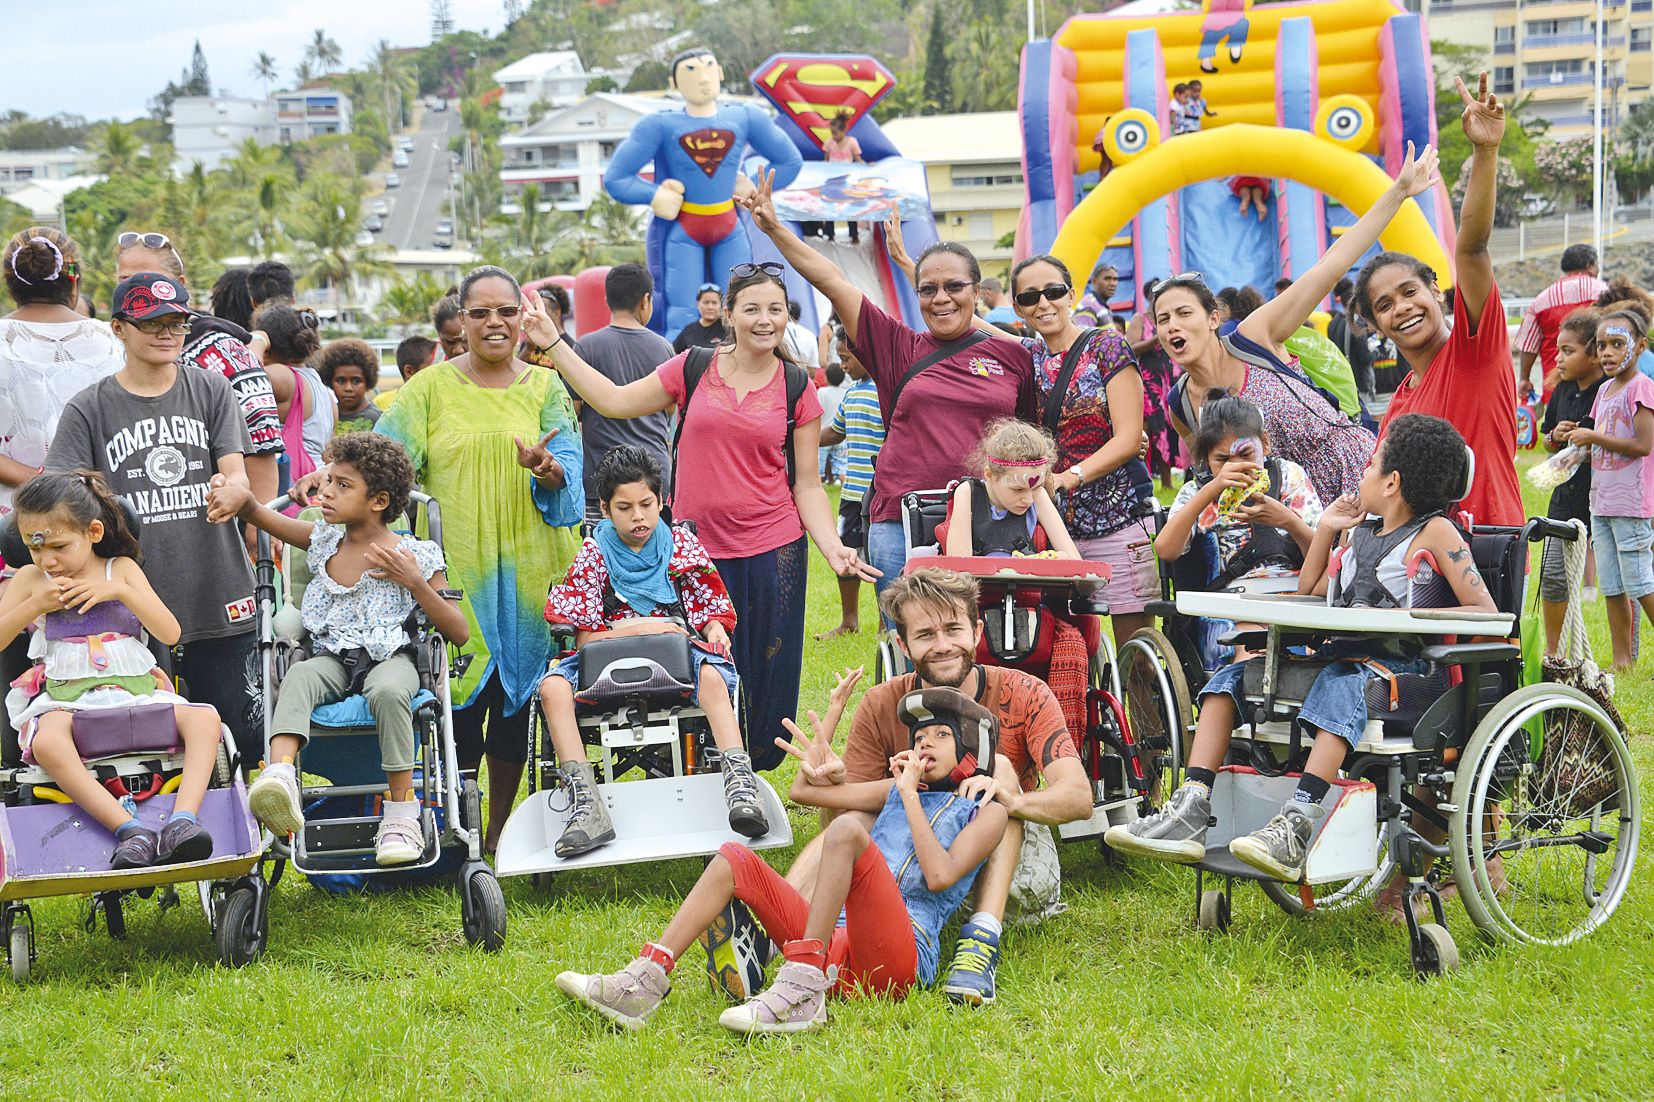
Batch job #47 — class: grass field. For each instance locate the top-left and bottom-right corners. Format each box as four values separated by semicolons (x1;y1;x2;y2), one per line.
1;460;1649;1100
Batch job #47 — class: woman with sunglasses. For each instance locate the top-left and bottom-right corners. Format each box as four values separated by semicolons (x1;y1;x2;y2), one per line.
343;265;582;851
1009;255;1156;645
1147;147;1438;504
739;170;1034;591
523;263;874;771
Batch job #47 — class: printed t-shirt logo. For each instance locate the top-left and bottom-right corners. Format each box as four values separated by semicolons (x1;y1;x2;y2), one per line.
145;446;188;487
679;129;736;177
966;357;1005;378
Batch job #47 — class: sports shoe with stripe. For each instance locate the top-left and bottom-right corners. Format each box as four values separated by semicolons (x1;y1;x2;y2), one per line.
697;898;771;1002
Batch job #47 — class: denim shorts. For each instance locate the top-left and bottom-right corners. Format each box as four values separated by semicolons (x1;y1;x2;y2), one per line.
1200;651;1428;749
540;646;738;706
1590;515;1654;599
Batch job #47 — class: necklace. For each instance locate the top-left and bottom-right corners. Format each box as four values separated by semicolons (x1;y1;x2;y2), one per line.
463;360;518;389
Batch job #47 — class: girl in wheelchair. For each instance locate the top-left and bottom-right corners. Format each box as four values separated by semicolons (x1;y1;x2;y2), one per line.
210;433;467;866
537;446;766;858
0;471;220;869
1109;415;1495;881
1155;389;1323;667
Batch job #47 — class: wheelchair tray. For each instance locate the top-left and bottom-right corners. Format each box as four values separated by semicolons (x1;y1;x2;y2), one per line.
0;785;261;901
493;772;792;878
1196;767;1378;886
1174;592;1513;637
912;556;1111;596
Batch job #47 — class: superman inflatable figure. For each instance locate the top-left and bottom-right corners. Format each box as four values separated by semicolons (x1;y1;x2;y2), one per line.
604;47;802;331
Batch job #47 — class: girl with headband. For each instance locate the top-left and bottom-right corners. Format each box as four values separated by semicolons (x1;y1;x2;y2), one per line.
1553;309;1654;670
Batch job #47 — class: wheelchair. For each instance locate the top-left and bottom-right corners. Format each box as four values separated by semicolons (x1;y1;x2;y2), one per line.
1119;513;1639;976
495;535;791;884
0;508;266;981
872;489;1172;842
254;493;504;952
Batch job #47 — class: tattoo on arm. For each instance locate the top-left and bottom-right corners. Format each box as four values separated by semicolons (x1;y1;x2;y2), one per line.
1447;547;1470;563
1462;564;1485;589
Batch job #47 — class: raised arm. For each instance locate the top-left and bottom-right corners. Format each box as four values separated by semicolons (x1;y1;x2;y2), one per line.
519;293;675;419
1453;72;1506;331
1242;142;1440;349
738;169;864;341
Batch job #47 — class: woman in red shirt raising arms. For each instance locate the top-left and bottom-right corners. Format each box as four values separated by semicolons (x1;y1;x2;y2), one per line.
1352;73;1523;527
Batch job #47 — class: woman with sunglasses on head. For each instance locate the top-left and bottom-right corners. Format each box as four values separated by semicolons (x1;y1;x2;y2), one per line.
523;263;874;771
1010;255;1157;645
739;170;1034;591
287;265;583;851
1150;143;1439;504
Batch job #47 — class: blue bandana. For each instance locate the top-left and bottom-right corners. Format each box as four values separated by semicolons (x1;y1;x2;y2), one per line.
593;519;677;613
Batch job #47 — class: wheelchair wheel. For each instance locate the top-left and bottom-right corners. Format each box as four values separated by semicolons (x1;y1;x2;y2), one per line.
1118;628;1189;807
1197;888;1230;933
215;885;265;968
1414;922;1459;977
93;892;126;940
6;907;31;984
872;632;908;685
1449;683;1639;947
460;863;506;952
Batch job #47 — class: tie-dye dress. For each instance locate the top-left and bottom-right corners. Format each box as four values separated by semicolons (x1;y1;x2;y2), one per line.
376;362;583;711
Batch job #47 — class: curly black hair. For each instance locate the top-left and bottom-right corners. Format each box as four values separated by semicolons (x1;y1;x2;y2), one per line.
1379;413;1468;516
595;444;664;502
317;338;380;387
321;432;416;524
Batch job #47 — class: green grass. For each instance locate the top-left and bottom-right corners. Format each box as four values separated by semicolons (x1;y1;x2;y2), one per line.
2;470;1650;1100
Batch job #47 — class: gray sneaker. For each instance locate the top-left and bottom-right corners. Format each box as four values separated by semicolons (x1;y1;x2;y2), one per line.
1104;783;1211;863
718;959;830;1034
554;760;615;858
720;749;769;838
556;957;671;1031
1229;801;1322;882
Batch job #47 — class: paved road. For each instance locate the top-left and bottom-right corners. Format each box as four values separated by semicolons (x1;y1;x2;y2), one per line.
371;107;461;252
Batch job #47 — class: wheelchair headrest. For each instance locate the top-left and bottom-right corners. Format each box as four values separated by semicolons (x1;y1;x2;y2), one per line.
0;495;144;566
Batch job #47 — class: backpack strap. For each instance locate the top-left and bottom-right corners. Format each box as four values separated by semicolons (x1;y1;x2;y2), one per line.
668;346;717;503
1042;328;1097;437
1171;373;1198;433
781;360;809;486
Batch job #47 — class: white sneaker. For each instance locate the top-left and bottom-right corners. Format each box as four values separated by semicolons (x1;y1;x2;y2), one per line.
375;801;424;866
248;763;303;837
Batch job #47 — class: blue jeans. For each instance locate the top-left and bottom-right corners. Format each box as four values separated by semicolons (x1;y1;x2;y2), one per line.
542;646;737;704
867;520;907;599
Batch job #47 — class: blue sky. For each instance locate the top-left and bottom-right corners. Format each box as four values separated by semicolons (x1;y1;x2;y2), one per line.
4;0;507;121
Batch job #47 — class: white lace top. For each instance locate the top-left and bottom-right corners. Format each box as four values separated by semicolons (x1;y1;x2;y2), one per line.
0;317;125;518
301;521;446;660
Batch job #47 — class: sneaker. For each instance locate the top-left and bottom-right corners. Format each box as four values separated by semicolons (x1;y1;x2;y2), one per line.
156;817;214;865
111;825;158;870
555;957;671;1031
375;803;424;866
941;919;1000;1007
554;760;615;859
717;960;830;1034
720;749;769;839
1229;802;1321;882
697;899;769;1002
1104;782;1211;864
248;763;304;837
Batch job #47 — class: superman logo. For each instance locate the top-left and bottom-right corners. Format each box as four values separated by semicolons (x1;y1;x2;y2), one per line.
749;54;896;149
679;128;736;177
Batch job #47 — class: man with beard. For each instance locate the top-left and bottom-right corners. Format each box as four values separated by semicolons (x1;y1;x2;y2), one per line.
784;567;1092;1007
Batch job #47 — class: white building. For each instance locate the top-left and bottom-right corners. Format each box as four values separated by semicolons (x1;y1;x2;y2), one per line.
275;88;353;143
0;148;96;196
169;96;277;173
493;51;600;125
5;176;102;225
500;92;676;210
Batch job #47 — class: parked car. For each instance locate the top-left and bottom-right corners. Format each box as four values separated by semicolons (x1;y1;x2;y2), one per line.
355;230;376;247
365;215;384;232
433;233;453;249
398;136;414;152
436;218;454;236
372;200;390;217
428;97;447;112
392;151;410;168
385;173;401;188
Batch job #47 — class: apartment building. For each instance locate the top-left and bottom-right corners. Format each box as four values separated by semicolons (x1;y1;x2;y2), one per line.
275;89;353;143
0;148;96;196
170;96;277;173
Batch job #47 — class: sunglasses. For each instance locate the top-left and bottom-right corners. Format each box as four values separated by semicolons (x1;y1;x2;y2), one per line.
916;279;977;299
1014;283;1071;308
117;231;173;251
464;305;521;320
127;317;189;335
1150;272;1207;296
730;262;784;278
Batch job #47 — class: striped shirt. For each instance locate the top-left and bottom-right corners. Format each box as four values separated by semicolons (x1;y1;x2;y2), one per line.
1516;273;1609;390
830;378;886;502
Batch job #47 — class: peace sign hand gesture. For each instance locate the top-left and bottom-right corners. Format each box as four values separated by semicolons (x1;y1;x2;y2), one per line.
519;291;560;351
776;712;847;787
514;428;564;486
738;168;782;235
1456;71;1506;150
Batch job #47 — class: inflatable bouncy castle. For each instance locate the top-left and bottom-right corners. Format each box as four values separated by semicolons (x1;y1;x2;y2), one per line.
1019;0;1456;318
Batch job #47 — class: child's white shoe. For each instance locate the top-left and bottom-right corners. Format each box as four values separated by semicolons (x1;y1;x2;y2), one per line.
375;800;424;866
248;763;303;837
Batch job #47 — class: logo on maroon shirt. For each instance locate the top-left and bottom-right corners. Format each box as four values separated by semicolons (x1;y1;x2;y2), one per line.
678;128;736;178
966;356;1005;378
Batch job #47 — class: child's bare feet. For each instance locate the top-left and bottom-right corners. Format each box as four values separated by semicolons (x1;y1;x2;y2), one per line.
814;621;859;641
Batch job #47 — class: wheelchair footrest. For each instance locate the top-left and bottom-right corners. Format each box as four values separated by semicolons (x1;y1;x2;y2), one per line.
1198;767;1378;886
298;806;440;864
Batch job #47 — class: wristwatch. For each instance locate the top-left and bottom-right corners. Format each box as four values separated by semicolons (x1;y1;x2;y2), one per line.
1065;463;1086;484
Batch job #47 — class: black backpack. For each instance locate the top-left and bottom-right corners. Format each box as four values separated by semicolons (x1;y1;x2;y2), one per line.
669;345;810;503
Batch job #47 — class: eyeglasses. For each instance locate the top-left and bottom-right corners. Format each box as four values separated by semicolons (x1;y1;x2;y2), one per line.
464;305;521;320
1150;272;1207;296
730;262;784;279
128;317;189;335
1014;283;1071;308
916;279;977;299
117;232;173;251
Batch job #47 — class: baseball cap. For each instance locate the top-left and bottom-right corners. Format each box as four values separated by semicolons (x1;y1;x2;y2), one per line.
111;272;194;321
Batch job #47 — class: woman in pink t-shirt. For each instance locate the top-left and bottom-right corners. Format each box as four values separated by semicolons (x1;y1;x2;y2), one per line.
522;267;872;769
1354;73;1523;528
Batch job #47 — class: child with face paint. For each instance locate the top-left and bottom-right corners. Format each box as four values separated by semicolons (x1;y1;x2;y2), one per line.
1555;309;1654;670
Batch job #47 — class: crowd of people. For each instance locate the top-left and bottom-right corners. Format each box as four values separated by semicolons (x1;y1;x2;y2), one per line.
0;72;1633;1032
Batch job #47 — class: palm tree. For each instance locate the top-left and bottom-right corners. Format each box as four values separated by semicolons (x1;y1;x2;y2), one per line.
250;51;279;99
370;40;416;130
93;122;140;176
377;272;446;326
288;174;394;307
293;59;316;86
305;29;343;76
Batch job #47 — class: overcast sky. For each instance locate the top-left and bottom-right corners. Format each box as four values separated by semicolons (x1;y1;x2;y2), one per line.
4;0;509;121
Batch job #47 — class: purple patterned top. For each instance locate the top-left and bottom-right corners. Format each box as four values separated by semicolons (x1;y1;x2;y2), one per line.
1240;364;1375;503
